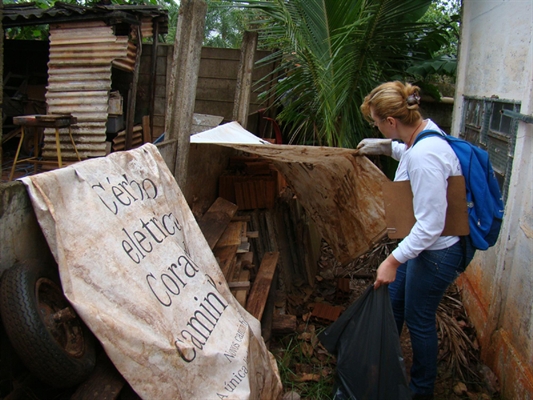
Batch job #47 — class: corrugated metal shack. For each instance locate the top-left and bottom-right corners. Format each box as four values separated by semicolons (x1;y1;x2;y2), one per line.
2;2;168;161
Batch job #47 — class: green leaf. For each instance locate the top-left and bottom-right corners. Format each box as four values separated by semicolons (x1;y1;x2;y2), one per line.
224;0;458;148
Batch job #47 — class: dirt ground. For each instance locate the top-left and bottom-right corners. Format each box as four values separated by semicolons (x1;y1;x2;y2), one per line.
271;238;501;400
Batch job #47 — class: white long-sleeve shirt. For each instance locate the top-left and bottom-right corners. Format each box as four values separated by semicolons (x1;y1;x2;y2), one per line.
390;119;462;264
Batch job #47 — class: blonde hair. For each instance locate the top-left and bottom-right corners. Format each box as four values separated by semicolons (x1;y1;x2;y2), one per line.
360;81;422;126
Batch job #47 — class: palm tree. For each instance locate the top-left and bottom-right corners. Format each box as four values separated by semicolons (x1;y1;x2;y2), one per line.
230;0;448;148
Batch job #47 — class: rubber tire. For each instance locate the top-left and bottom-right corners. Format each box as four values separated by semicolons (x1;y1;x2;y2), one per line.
0;259;96;388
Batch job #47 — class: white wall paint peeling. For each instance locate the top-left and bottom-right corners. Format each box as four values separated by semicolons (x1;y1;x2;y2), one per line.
463;1;532;99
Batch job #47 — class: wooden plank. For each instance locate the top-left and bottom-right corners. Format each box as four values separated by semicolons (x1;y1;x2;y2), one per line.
272;314;297;334
216;221;245;247
238;251;254;269
213;244;239;278
228;281;250;289
230;258;243;282
232;215;251;222
232;269;250;307
237;241;250;253
261;270;277;344
240;218;248;237
246;251;279;320
197;197;239;250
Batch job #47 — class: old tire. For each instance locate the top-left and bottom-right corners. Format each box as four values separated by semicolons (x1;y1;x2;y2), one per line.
0;259;96;388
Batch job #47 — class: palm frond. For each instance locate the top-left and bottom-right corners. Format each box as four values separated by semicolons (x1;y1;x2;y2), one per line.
230;0;447;148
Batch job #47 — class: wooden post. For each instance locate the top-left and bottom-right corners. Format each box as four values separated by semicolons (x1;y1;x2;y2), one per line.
233;31;258;130
142;115;151;144
125;26;143;150
149;20;160;140
165;0;207;188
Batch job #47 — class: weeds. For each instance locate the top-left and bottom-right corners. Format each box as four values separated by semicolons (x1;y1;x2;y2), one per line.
272;326;336;399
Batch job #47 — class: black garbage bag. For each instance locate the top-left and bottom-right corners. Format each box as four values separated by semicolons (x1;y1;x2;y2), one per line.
318;285;410;400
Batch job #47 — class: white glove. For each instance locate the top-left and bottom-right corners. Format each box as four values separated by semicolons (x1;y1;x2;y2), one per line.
355;138;392;156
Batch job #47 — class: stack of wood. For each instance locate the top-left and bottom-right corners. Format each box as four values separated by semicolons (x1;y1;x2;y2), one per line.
197;197;279;324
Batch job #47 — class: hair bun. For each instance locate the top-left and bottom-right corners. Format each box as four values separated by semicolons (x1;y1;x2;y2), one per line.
406;93;421;106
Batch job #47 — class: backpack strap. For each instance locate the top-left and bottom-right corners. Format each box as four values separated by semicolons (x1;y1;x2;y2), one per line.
412;129;445;147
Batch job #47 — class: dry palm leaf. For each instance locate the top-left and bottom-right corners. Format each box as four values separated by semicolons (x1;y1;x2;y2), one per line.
437;285;481;381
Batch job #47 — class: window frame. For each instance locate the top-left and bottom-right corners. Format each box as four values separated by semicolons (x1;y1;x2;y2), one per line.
460;96;520;203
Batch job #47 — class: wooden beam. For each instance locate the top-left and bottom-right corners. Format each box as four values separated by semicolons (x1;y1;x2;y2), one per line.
216;221;245;247
238;251;254;269
246;231;259;239
148;21;159;140
232;30;258;129
213;245;239;279
272;314;297;335
246;251;279;320
237;241;250;253
165;0;207;187
197;197;238;250
125;28;143;150
232;215;251;222
229;281;250;289
232;269;250;307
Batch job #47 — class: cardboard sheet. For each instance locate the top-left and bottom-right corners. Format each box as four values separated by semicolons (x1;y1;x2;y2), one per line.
382;175;470;239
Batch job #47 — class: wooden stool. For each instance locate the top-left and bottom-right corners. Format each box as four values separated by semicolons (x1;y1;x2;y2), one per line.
9;114;80;181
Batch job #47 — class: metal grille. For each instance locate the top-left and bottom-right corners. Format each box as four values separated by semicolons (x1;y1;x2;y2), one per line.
460;96;520;203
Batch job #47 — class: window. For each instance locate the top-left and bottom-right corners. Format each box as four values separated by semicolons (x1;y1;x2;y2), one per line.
460;96;520;203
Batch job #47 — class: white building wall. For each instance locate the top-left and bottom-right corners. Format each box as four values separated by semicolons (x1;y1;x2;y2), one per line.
452;1;533;398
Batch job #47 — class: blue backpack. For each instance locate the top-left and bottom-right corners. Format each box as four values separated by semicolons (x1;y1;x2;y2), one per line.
413;130;505;250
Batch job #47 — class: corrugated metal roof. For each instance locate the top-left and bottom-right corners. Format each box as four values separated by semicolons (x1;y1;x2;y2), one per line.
2;2;168;34
3;3;166;161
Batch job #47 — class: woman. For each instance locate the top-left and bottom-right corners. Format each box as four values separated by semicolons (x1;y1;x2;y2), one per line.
358;81;473;400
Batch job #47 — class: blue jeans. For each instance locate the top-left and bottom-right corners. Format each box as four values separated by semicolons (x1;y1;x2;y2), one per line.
388;240;472;396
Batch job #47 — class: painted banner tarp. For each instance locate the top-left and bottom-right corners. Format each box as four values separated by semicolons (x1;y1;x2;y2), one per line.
192;122;389;265
21;144;282;400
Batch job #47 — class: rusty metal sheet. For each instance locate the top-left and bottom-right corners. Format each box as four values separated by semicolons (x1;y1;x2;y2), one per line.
112;41;137;72
141;17;154;39
43;21;131;160
3;4;168;34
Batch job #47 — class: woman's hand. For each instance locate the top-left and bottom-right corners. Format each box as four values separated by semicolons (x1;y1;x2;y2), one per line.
374;254;401;289
355;138;392;156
